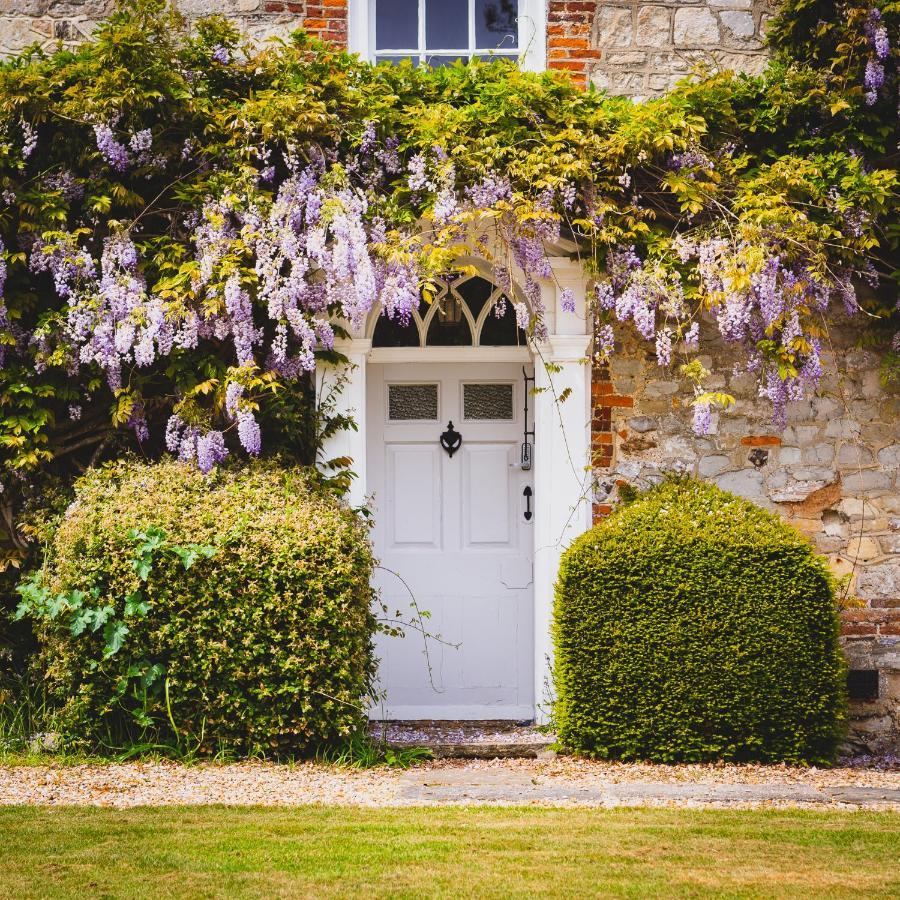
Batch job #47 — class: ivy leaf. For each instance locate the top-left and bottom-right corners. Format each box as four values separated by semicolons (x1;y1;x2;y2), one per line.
103;620;129;658
143;663;165;688
70;610;94;636
173;543;216;570
124;591;150;617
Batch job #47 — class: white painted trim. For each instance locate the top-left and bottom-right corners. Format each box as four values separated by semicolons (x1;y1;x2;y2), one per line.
520;0;547;72
369;346;531;364
532;330;593;724
347;0;370;58
316;338;372;509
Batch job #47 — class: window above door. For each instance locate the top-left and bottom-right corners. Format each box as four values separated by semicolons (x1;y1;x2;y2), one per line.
348;0;547;71
371;275;528;348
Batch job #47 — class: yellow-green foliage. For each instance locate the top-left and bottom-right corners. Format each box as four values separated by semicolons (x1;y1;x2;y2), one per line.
553;480;847;765
37;459;376;755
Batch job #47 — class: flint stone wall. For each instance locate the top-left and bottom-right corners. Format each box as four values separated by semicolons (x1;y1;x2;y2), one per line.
587;0;776;96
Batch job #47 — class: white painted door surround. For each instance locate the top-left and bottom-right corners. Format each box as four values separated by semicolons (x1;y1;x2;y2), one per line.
316;257;592;722
368;361;535;719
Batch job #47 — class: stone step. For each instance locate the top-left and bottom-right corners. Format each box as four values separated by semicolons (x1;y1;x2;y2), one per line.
369;720;556;760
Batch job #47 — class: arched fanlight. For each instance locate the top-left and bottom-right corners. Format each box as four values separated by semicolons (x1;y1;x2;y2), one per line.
371;273;526;348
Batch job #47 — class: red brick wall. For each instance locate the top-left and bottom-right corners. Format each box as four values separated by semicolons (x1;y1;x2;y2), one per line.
546;1;600;86
264;0;348;45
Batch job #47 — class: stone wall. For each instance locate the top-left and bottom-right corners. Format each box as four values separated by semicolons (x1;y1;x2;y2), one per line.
587;0;775;97
0;0;344;57
592;323;900;752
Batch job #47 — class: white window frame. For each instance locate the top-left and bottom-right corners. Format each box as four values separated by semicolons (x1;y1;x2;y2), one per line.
348;0;546;72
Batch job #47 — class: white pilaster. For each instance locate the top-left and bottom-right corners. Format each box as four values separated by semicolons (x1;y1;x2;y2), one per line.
316;338;372;509
531;258;593;723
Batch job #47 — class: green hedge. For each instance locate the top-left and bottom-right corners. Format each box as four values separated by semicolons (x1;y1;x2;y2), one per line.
553;479;846;764
21;459;376;755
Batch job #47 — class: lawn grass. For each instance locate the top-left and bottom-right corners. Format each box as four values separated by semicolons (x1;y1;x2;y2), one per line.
0;805;898;898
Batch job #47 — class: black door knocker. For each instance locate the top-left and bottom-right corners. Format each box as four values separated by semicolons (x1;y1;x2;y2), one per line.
439;421;462;458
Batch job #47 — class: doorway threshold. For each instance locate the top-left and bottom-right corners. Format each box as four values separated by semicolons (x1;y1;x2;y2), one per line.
368;720;556;759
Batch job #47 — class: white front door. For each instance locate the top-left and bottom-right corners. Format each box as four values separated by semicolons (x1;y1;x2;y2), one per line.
368;362;535;719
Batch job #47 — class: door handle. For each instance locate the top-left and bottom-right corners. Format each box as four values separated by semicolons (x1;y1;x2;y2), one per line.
523;486;533;521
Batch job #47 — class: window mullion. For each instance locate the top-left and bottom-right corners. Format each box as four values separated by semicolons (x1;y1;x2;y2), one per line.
468;0;476;58
419;0;426;64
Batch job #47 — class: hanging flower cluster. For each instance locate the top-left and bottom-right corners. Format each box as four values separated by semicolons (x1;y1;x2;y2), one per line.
863;7;891;104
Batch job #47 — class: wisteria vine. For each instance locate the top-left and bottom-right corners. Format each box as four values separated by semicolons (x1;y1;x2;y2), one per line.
0;0;895;512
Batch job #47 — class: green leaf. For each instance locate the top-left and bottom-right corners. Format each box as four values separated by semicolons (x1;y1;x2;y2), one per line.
124;591;151;617
103;620;129;658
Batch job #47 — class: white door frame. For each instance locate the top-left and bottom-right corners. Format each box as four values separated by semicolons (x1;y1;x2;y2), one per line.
316;257;592;722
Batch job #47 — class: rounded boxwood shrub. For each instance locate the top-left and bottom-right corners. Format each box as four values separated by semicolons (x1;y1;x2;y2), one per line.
24;459;376;755
553;479;846;764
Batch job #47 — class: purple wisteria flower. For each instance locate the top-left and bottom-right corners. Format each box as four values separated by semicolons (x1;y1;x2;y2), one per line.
560;287;576;314
359;120;377;156
865;59;885;104
128;406;150;443
43;170;84;202
197;430;228;473
692;401;713;435
225;381;244;418
237;409;261;456
655;328;673;366
466;174;512;207
407;154;429;192
865;8;890;59
165;415;185;452
684;321;699;349
93;124;131;172
0;238;7;335
668;148;711;172
20;120;37;159
595;323;615;362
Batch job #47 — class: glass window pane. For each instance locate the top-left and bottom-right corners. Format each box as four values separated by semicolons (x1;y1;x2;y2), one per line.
454;276;494;320
427;295;473;345
376;54;420;66
475;53;516;63
373;313;420;347
464;383;514;420
426;0;469;52
376;0;419;50
426;55;466;68
476;0;518;49
479;297;526;346
388;383;439;420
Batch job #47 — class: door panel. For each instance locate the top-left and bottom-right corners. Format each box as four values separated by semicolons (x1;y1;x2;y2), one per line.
368;361;535;720
462;443;515;547
387;444;442;547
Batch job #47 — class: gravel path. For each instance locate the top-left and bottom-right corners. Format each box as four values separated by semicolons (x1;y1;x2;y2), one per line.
2;758;899;810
